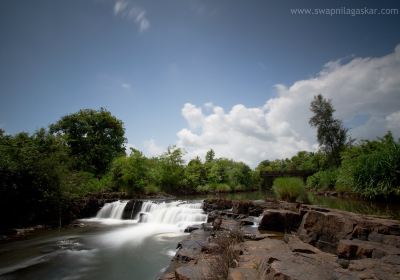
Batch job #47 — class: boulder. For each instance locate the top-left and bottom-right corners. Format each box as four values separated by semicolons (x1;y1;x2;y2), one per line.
297;210;355;253
232;200;253;215
203;199;232;212
258;209;301;232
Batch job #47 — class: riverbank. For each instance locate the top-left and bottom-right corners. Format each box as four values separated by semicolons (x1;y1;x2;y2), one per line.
161;198;400;280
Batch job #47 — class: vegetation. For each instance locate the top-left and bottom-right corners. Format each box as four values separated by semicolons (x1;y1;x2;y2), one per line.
272;177;306;202
336;132;400;199
309;94;351;167
1;98;399;229
306;169;338;191
50;108;126;176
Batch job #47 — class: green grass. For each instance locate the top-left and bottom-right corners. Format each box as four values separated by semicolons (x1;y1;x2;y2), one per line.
272;177;306;202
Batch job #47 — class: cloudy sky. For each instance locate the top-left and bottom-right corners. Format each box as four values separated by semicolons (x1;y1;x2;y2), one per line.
1;0;400;166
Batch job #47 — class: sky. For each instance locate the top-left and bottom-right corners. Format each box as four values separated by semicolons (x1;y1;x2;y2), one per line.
1;0;400;166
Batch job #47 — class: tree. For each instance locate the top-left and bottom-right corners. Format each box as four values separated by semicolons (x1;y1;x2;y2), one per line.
50;108;126;175
156;146;185;192
309;95;350;167
184;157;206;191
205;149;215;162
0;129;70;228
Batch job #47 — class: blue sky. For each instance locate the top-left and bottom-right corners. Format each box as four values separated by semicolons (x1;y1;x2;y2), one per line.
1;0;400;165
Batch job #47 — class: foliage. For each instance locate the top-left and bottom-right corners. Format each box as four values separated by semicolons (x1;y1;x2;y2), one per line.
309;94;350;167
110;149;151;194
0;129;70;228
256;151;327;173
306;169;338;190
272;177;306;202
336;132;400;199
50;108;126;175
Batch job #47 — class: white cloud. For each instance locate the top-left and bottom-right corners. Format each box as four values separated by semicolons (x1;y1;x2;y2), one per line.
143;139;164;157
113;0;150;33
176;44;400;167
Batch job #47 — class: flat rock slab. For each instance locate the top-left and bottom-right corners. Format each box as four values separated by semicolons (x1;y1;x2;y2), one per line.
227;268;259;280
337;239;400;259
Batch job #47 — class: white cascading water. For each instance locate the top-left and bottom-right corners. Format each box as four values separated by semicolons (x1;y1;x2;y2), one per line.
95;200;128;219
92;200;207;246
137;200;207;230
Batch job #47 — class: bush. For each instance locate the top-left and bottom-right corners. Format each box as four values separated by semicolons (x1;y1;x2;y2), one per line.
337;132;400;199
272;177;306;202
306;169;338;190
144;184;160;195
215;183;231;193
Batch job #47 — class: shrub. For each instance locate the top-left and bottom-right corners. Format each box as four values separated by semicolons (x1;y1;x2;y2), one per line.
337;132;400;199
272;177;305;202
144;184;160;195
306;169;338;190
215;183;231;193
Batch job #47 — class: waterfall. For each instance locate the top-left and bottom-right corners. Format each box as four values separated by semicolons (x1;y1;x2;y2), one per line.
92;200;207;246
136;200;207;230
96;200;128;219
93;200;207;231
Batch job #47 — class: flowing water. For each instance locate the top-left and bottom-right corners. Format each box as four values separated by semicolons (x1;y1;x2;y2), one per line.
1;192;399;280
0;200;207;280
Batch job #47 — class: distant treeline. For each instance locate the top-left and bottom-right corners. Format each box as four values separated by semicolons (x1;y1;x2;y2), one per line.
1;97;399;229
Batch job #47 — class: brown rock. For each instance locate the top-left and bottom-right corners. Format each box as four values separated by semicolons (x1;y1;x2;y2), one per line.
337;239;400;260
227;268;259;280
258;209;301;232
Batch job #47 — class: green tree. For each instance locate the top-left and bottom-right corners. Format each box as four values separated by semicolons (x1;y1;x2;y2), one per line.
184;157;206;192
205;149;215;162
156;146;185;192
0;129;70;228
50;108;126;175
110;149;150;194
309;94;350;167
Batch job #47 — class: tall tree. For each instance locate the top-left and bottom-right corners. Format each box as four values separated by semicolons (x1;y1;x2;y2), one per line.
50;108;126;175
309;94;349;167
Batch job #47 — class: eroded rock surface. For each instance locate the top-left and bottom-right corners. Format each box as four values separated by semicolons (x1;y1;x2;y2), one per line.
159;199;400;280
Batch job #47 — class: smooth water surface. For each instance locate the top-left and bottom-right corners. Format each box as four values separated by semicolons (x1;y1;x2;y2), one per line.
0;200;206;280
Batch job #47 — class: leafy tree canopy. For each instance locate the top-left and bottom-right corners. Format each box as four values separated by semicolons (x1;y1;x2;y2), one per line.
50;108;126;175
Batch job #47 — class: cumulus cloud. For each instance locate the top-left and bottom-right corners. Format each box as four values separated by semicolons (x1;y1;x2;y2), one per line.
114;0;150;32
176;45;400;167
143;139;164;157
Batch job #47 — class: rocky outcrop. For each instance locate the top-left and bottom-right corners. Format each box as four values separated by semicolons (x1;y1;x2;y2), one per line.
297;206;400;253
258;209;301;232
160;199;400;280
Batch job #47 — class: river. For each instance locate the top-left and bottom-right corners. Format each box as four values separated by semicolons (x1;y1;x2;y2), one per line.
0;193;399;280
0;200;206;280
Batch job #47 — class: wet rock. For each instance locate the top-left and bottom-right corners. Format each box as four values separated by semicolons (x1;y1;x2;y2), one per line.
212;217;222;230
258;209;301;232
121;200;143;220
239;218;254;226
203;199;232;212
184;225;201;233
232;200;253;215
